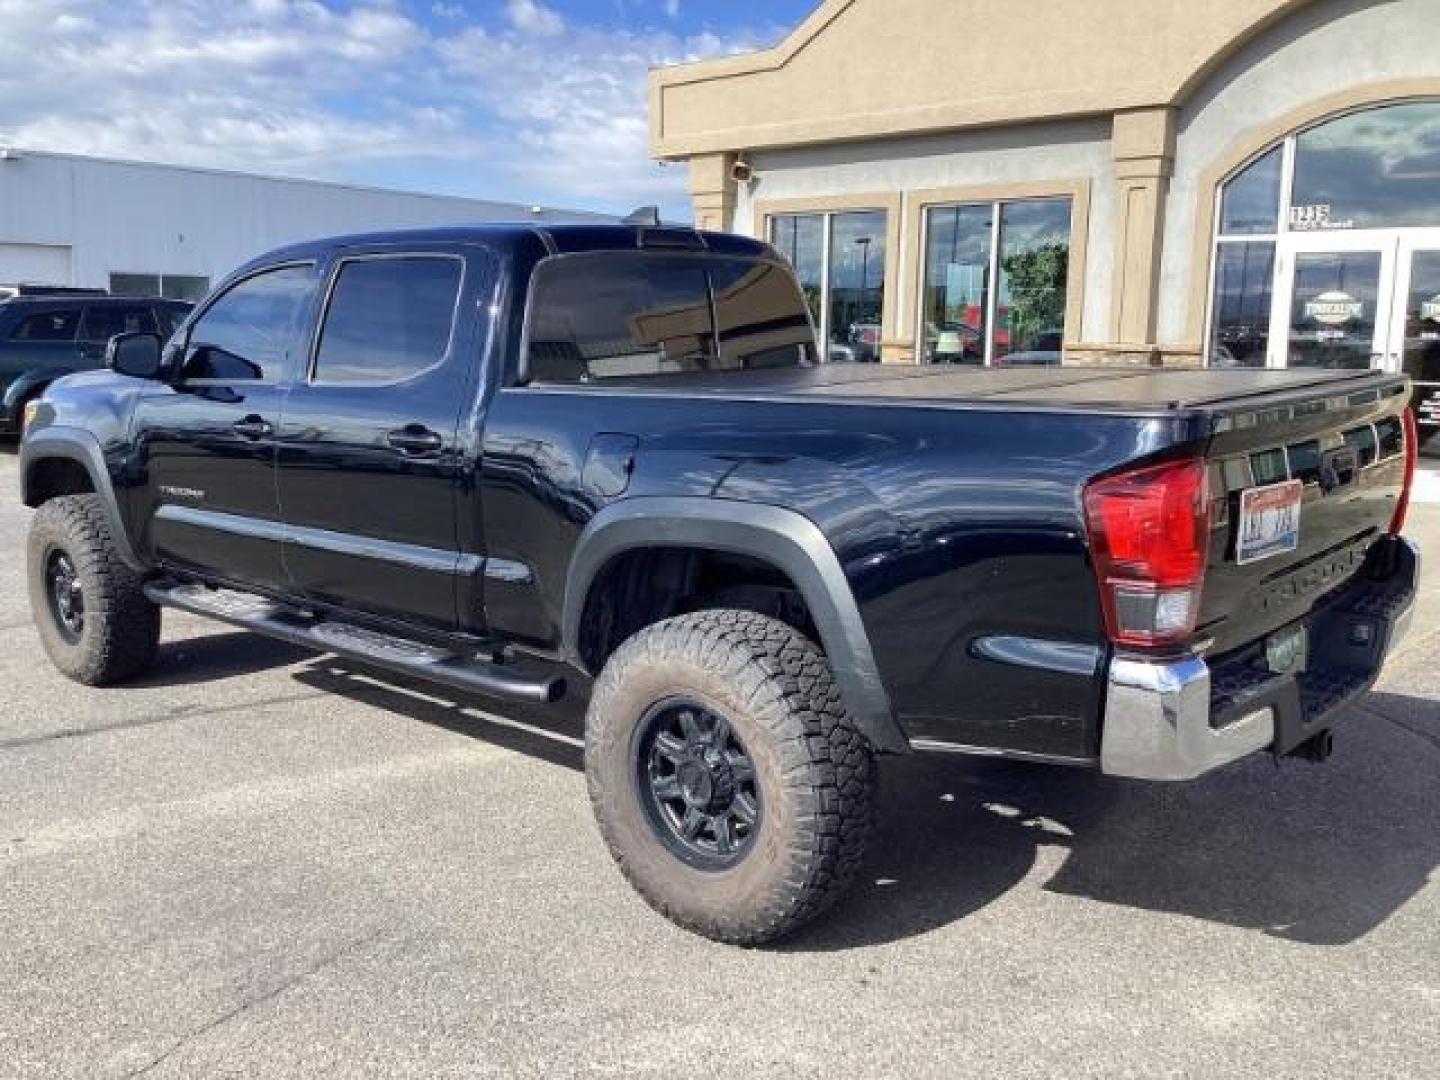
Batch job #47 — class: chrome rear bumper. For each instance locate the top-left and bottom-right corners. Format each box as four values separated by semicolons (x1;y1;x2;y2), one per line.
1100;538;1420;781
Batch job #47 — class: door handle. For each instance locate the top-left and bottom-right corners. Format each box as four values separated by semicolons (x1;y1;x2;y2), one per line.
232;415;273;440
387;425;444;456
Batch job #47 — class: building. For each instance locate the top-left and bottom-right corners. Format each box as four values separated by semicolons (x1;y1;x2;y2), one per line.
0;148;598;301
649;0;1440;387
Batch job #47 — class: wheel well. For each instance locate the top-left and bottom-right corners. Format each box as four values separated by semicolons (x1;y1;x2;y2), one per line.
24;457;95;507
578;546;818;673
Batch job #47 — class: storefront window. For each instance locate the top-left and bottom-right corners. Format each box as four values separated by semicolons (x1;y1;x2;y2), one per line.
996;199;1070;362
1292;101;1440;231
768;214;824;334
1219;147;1282;235
769;209;888;363
919;204;990;363
919;197;1071;365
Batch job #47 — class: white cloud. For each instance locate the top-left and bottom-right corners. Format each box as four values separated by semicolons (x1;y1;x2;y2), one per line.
664;0;681;18
0;0;768;217
504;0;563;37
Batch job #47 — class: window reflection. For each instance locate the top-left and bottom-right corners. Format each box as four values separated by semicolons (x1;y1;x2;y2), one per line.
768;215;824;331
1292;101;1440;230
1219;147;1282;235
827;212;887;363
1209;243;1274;367
996;199;1070;364
920;205;990;364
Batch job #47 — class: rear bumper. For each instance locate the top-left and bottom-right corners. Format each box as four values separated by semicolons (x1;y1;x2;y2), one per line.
1100;537;1420;781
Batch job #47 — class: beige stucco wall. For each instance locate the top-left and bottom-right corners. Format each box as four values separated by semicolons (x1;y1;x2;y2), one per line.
651;0;1440;364
652;0;1317;160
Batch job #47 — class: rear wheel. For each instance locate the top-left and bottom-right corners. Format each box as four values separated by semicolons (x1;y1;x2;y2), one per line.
586;610;875;945
27;495;160;685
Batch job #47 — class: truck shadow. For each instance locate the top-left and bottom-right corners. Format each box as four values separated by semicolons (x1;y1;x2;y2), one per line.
292;658;589;775
184;637;1436;953
785;693;1439;951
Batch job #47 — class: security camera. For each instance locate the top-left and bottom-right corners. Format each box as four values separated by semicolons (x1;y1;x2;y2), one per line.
731;158;754;184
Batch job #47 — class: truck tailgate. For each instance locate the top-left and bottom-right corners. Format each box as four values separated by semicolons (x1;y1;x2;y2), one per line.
1197;374;1412;656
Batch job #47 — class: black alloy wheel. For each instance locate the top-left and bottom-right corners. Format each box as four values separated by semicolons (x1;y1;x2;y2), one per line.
45;549;86;644
634;697;761;870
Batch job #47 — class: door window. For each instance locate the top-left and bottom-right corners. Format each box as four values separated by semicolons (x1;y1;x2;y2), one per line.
183;264;313;383
312;256;462;385
1285;251;1383;369
10;309;80;342
80;305;157;343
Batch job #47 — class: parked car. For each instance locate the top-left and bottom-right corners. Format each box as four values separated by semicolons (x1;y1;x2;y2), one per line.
18;221;1421;945
0;292;192;435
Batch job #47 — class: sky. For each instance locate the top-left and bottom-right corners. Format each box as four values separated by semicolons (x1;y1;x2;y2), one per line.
0;0;817;220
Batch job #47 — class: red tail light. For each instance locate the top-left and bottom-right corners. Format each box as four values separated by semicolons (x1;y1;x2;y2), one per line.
1390;409;1418;536
1083;458;1212;648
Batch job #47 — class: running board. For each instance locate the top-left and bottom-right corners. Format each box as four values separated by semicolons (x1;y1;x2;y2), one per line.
145;582;566;705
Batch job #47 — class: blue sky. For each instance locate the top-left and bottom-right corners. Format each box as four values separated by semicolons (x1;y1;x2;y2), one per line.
0;0;818;219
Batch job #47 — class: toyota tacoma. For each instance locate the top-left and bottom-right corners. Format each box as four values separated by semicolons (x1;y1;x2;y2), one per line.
18;219;1422;944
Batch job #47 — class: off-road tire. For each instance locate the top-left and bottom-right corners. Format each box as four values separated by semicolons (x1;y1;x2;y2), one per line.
27;494;160;685
586;610;875;945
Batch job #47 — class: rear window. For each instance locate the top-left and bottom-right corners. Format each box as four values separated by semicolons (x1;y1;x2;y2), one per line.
525;253;815;383
10;309;80;342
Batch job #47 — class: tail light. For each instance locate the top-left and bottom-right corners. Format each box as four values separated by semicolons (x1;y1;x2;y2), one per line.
1083;457;1212;648
1389;409;1418;536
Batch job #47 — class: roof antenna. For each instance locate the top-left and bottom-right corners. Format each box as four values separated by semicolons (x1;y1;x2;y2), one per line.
623;205;661;228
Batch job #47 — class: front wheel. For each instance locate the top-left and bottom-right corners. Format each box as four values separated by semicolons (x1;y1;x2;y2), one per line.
27;495;161;685
585;610;875;945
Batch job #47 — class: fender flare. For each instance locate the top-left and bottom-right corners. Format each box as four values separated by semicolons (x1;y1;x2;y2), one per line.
20;425;145;572
563;496;908;754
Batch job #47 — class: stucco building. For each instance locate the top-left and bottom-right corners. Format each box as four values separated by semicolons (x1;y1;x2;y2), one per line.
649;0;1440;400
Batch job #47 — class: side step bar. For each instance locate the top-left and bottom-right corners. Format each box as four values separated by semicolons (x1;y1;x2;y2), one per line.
146;582;566;705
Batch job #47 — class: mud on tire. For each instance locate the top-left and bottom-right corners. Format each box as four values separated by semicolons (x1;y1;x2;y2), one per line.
585;609;875;946
27;494;160;686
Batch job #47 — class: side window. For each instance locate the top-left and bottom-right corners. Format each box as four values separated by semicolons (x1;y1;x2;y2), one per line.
10;309;80;342
710;259;818;370
312;256;462;385
80;305;157;343
183;264;312;383
526;254;715;382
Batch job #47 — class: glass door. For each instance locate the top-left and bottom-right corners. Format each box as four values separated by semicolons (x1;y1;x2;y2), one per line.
1390;232;1440;442
1269;233;1396;370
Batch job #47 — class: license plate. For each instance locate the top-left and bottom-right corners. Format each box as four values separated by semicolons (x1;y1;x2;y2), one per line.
1237;479;1303;565
1266;623;1308;676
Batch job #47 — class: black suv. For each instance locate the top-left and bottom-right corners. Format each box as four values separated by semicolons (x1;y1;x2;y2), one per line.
0;293;192;434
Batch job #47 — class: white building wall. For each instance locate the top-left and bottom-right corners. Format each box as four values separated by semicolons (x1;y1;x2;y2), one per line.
734;118;1117;342
0;150;598;291
1160;0;1440;345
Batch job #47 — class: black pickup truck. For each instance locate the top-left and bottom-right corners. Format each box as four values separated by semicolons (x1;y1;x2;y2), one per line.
18;221;1421;944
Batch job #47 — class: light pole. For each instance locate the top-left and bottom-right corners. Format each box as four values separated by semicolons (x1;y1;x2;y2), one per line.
854;237;873;358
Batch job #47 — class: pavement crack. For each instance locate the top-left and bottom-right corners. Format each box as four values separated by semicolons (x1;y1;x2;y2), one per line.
0;691;326;751
120;930;386;1079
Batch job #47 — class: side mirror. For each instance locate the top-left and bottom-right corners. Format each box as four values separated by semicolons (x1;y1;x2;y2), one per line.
106;332;163;379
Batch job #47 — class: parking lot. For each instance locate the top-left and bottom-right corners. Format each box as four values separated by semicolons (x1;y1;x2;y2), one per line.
1;445;1437;1080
